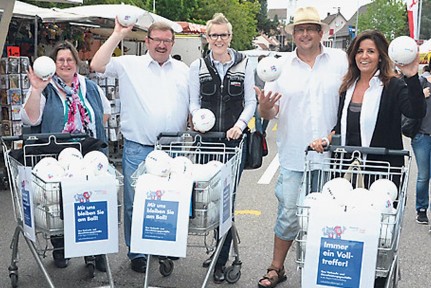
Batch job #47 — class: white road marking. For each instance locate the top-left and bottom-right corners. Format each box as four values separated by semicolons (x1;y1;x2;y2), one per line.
258;153;280;184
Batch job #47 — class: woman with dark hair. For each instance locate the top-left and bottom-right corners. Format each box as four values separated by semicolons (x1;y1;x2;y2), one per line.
312;30;425;171
21;40;110;271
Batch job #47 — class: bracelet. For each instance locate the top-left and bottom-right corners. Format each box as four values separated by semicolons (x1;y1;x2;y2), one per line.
322;137;330;146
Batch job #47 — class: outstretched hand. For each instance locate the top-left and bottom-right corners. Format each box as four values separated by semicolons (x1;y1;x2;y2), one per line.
27;66;50;92
254;86;281;118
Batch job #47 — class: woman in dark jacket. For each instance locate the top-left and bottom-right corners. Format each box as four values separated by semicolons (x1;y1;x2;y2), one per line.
312;30;425;170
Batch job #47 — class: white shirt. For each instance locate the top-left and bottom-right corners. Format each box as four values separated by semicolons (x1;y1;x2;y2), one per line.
21;74;110;136
189;49;256;131
101;54;190;145
265;46;348;171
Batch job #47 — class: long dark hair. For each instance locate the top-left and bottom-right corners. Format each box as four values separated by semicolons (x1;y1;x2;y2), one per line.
339;30;396;95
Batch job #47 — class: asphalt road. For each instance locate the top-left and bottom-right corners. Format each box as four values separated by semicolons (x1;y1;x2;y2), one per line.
0;123;430;288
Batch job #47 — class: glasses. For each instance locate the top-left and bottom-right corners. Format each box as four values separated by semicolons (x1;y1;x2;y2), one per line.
148;36;174;45
208;33;231;40
293;26;321;34
56;58;75;64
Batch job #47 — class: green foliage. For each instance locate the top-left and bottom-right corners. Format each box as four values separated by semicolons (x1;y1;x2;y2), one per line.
193;0;260;50
419;0;431;40
358;0;407;41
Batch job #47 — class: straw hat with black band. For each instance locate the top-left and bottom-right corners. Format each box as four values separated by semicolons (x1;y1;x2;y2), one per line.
285;6;329;34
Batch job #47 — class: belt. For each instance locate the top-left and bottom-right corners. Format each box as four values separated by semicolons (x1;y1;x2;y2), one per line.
419;132;431;137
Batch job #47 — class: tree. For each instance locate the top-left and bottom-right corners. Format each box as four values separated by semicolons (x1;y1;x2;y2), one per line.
358;0;407;41
193;0;260;50
419;0;431;40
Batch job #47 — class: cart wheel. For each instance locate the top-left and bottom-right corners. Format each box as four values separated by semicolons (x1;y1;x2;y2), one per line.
159;259;174;277
10;273;18;288
224;266;241;284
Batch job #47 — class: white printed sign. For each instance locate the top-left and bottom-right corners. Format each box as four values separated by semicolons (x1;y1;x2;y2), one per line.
62;174;118;258
303;205;381;288
131;174;193;258
18;166;36;242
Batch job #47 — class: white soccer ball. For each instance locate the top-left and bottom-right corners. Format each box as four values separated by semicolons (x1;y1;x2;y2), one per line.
33;56;56;80
190;163;214;182
345;188;373;210
192;109;216;132
33;158;64;183
370;191;393;214
321;177;353;204
64;158;87;178
145;150;172;177
256;56;282;82
83;150;109;176
388;36;417;66
170;156;193;177
117;10;138;27
369;179;398;202
58;147;83;170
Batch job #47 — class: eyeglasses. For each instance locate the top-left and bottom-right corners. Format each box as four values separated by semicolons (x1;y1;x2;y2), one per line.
56;58;75;64
208;33;231;40
293;26;321;34
148;36;174;45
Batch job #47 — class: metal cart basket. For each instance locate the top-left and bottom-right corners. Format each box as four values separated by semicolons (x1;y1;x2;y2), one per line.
295;145;411;288
131;132;244;288
3;134;123;288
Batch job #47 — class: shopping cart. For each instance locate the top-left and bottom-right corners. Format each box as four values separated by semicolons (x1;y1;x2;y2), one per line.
295;145;411;288
3;133;123;288
131;131;244;288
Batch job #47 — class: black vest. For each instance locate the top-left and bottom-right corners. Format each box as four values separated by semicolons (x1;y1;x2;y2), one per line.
199;51;248;132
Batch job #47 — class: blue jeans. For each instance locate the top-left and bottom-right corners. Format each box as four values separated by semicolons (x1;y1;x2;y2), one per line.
122;139;154;260
254;108;269;134
274;168;319;241
411;133;431;212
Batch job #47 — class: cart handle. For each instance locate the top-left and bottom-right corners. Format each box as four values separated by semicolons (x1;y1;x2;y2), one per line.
157;131;226;140
329;145;410;157
1;133;88;144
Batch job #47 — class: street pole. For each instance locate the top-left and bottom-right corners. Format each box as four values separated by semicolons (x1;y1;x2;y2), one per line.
153;0;155;13
417;0;423;40
355;0;359;36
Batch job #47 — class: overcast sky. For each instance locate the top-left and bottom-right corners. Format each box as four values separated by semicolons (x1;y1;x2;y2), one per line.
267;0;374;20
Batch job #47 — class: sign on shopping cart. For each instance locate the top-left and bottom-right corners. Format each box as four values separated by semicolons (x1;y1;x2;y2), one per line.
130;174;193;258
303;206;381;288
61;175;118;258
18;166;36;242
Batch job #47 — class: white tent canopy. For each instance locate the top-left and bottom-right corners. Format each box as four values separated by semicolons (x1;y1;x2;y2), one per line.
60;4;183;33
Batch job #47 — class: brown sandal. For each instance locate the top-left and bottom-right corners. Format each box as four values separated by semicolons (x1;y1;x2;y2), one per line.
258;265;287;288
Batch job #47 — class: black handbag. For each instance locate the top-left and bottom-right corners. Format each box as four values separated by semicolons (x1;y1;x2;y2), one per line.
244;130;263;170
401;115;421;139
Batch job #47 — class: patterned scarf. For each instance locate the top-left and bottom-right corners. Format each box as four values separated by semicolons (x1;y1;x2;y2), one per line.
53;74;93;137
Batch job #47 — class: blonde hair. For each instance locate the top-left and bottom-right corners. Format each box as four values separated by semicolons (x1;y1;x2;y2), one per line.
206;13;232;35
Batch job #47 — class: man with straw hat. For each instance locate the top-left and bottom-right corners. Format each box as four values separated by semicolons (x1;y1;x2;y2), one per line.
254;6;348;287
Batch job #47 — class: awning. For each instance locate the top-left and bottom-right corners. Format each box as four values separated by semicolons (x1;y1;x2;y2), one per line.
60;4;182;33
177;21;206;34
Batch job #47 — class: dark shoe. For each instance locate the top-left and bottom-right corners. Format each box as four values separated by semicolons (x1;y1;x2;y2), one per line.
169;256;179;260
131;257;147;273
202;252;214;268
258;265;287;288
95;255;106;272
213;265;225;284
416;209;428;224
53;250;69;268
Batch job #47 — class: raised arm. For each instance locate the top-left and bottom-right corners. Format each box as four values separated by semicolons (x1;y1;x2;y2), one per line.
90;18;134;73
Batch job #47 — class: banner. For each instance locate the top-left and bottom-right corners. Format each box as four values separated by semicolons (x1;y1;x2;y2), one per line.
406;0;419;39
18;166;36;242
62;174;118;258
302;206;381;288
218;157;234;239
131;174;193;258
